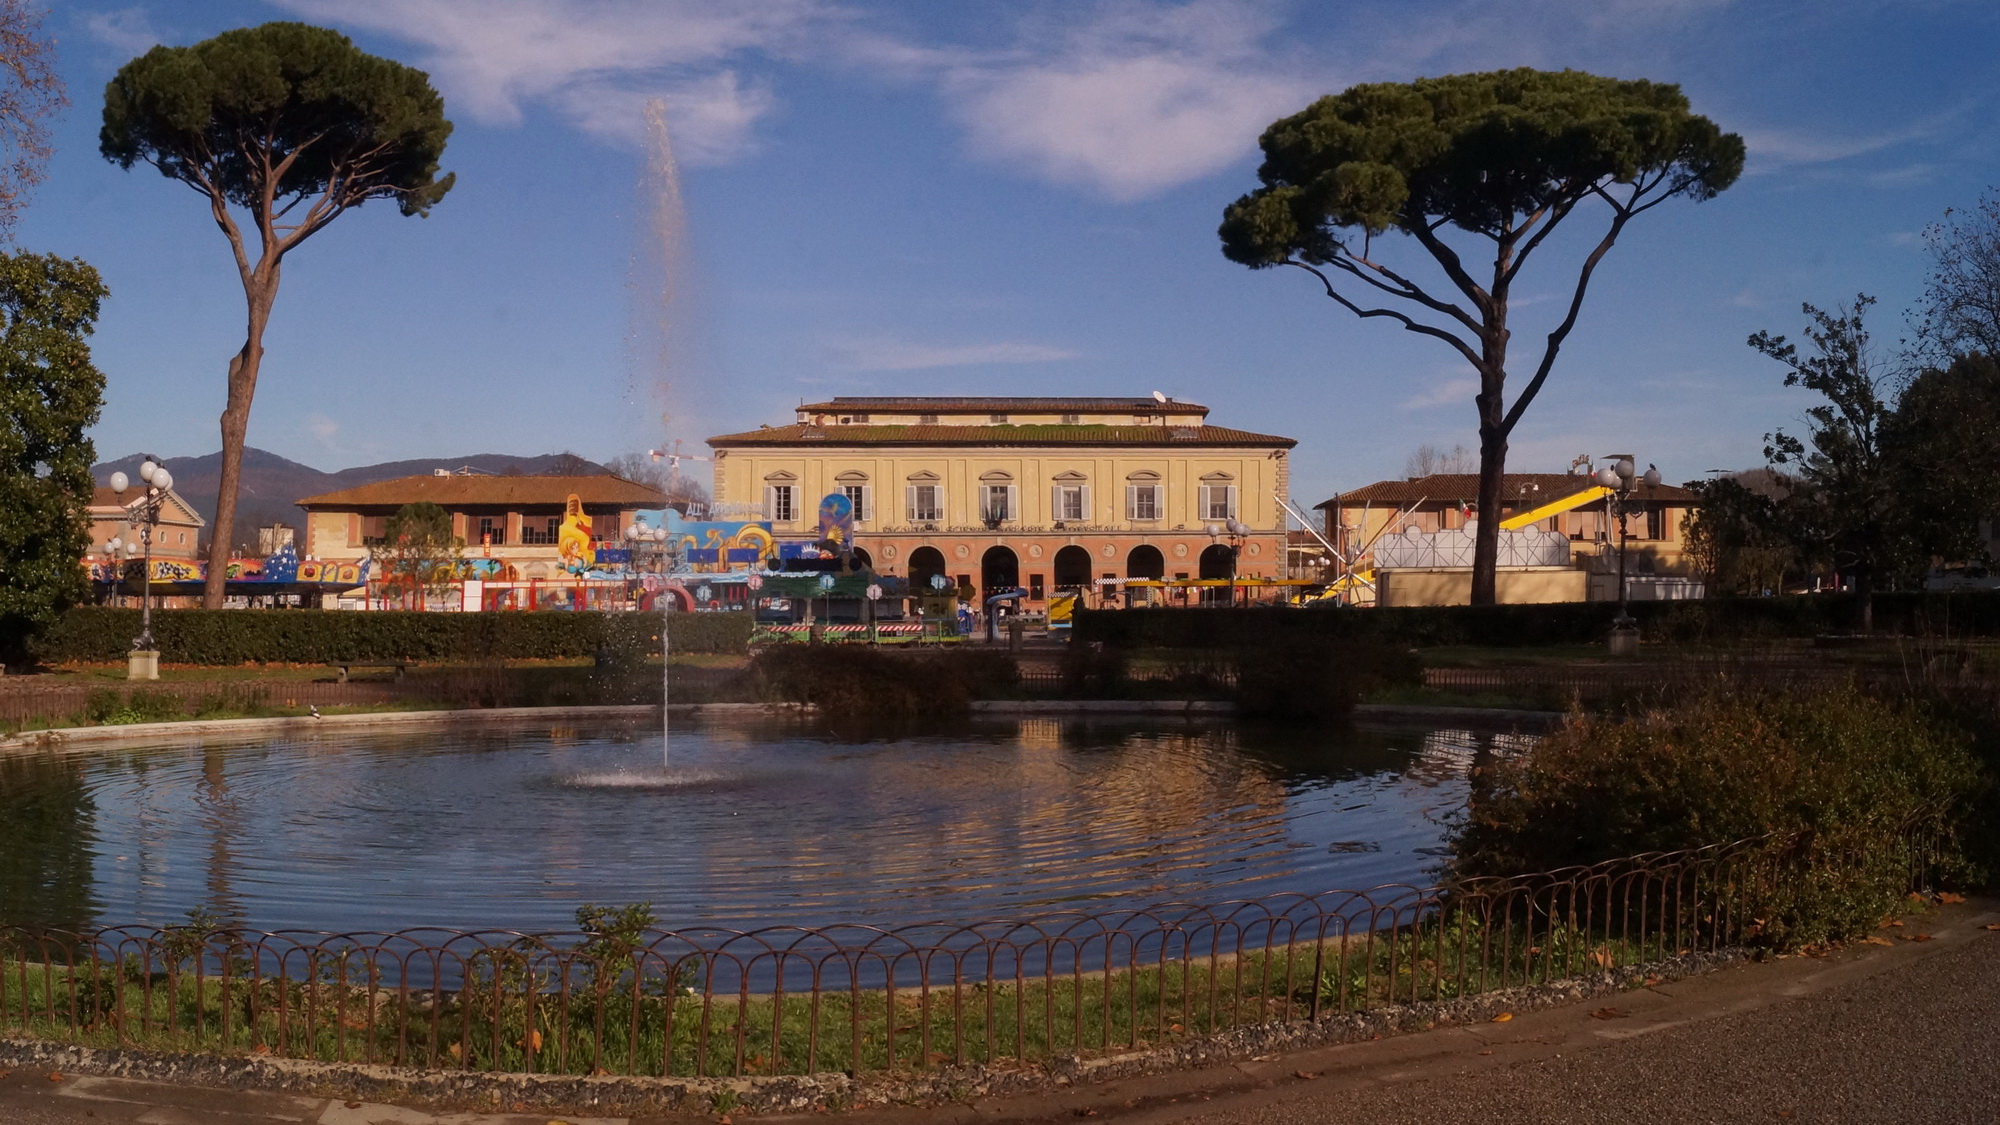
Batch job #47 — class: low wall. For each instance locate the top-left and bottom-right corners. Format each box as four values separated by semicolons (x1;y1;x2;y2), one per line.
1378;567;1587;607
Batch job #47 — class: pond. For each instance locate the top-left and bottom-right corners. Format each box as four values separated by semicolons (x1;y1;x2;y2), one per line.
0;714;1526;935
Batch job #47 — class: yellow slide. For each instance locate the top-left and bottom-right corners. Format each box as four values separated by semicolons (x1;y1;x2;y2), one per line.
1498;485;1611;531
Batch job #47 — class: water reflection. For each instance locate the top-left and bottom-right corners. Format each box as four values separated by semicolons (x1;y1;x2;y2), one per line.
0;716;1528;934
0;753;99;931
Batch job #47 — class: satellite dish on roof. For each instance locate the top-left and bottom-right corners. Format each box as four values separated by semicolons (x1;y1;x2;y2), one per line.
1151;390;1167;403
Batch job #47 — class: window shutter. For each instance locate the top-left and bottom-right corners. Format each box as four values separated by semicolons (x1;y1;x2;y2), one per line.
764;485;775;522
1007;485;1018;522
1196;484;1211;520
1228;485;1239;520
1081;485;1092;522
906;484;917;522
861;486;871;523
1125;485;1137;520
1051;484;1062;520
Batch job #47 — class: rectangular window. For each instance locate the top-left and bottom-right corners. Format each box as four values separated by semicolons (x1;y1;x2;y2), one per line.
840;484;869;521
519;517;561;545
1029;574;1045;599
989;413;1009;423
981;483;1014;522
360;515;387;545
765;485;795;523
1060;413;1081;424
1198;484;1237;521
1126;484;1162;521
918;413;939;424
907;484;941;523
1054;485;1086;522
477;516;503;546
851;413;870;423
1646;505;1665;541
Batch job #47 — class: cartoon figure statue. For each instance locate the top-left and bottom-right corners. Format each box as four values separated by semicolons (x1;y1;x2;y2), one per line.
557;493;594;574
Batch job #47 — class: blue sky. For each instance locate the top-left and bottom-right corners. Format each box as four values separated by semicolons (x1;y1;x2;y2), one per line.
27;0;2000;505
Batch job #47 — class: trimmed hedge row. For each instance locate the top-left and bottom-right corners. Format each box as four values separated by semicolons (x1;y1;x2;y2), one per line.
28;608;753;664
1073;591;2000;650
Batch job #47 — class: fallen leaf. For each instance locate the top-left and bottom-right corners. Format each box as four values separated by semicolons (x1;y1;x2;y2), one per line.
1643;975;1663;987
250;1044;270;1056
1168;1023;1184;1033
1589;1007;1628;1020
527;1029;543;1051
1478;1049;1493;1056
1776;1112;1794;1119
1939;892;1965;904
1982;923;2000;931
344;1102;362;1110
1905;933;1934;943
1909;891;1928;901
1885;919;1905;928
1490;1012;1513;1023
46;1072;62;1084
1293;1071;1320;1080
1588;946;1613;969
1860;936;1894;947
447;1043;463;1060
1073;1110;1099;1118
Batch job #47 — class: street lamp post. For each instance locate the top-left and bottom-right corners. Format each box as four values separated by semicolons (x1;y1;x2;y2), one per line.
1593;456;1661;656
109;456;174;680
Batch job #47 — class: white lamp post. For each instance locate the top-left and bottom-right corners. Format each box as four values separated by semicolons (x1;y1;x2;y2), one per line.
1595;455;1662;655
110;457;173;679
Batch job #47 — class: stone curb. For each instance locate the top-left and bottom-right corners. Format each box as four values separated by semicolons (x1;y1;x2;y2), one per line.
970;699;1237;714
0;950;1742;1117
1352;703;1564;728
0;702;817;754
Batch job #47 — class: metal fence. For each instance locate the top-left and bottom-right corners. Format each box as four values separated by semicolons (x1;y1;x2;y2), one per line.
0;679;408;725
1;834;1873;1080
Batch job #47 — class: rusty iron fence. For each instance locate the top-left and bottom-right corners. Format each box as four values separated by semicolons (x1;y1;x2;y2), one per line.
2;832;1916;1080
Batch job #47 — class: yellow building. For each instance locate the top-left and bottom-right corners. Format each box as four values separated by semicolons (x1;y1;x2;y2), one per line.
707;397;1297;607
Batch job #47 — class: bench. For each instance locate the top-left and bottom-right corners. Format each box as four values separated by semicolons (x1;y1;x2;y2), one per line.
330;661;408;684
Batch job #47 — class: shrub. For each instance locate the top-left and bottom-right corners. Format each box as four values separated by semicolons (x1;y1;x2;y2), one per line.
749;646;1016;720
1452;687;1980;948
1232;640;1422;720
28;607;752;665
1071;590;2000;651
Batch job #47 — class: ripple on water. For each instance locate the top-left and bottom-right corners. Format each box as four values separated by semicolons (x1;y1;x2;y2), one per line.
2;716;1500;934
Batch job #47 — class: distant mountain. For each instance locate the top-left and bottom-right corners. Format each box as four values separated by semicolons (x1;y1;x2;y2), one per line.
92;449;608;551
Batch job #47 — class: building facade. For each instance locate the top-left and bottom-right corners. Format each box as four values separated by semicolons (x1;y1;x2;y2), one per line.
1316;471;1703;605
85;485;205;564
297;473;668;580
707;397;1297;608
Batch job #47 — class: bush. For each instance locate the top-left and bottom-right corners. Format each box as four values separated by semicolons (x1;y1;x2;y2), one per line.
749;646;1016;720
1452;688;1980;948
28;608;752;665
1071;590;2000;651
1232;640;1422;720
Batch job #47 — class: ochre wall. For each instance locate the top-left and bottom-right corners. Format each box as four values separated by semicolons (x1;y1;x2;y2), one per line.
1377;567;1589;607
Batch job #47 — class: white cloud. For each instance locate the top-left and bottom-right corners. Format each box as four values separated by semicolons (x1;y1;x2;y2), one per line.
930;1;1318;201
85;7;163;55
266;0;827;163
828;336;1079;372
1400;374;1478;411
552;72;776;163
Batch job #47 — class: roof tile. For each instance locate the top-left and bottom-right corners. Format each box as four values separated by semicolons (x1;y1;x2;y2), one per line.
297;474;668;509
708;423;1296;448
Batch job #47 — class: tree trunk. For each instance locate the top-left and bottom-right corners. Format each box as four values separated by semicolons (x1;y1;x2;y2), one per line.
1472;426;1506;605
202;280;276;608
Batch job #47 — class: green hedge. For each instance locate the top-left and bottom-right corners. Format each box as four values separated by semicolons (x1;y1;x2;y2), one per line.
28;608;752;665
1073;591;2000;650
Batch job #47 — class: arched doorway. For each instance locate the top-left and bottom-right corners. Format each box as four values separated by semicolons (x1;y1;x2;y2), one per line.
908;546;946;590
851;547;873;570
1052;545;1093;591
981;545;1020;597
1125;544;1166;607
1199;543;1237;606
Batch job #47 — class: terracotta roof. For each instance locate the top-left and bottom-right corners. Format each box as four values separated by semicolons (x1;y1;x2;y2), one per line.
709;423;1295;449
1316;473;1697;509
798;396;1208;416
88;486;205;525
297;474;668;509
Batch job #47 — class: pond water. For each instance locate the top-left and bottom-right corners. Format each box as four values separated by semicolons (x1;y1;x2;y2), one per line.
0;715;1526;935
